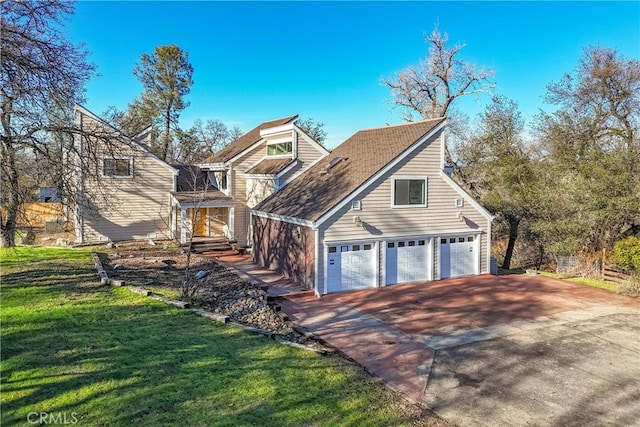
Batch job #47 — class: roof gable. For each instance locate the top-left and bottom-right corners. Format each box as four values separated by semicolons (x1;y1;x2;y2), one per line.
255;118;445;222
74;104;178;175
204;115;298;164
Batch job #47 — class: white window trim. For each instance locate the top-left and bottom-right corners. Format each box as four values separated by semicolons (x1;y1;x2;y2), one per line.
351;200;362;211
391;175;427;208
101;156;134;179
266;140;293;157
455;198;464;208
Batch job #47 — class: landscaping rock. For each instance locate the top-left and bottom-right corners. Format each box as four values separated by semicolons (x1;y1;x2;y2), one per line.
194;270;207;279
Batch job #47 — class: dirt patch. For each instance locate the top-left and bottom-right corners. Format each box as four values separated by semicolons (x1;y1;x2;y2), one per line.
98;242;306;343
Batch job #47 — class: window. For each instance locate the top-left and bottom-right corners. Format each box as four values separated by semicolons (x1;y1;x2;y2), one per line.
455;198;464;208
393;178;426;206
388;242;395;248
351;200;362;211
219;172;228;190
103;158;132;177
363;244;372;250
408;240;415;246
467;236;474;242
352;244;360;251
398;241;405;248
266;141;292;156
328;246;337;253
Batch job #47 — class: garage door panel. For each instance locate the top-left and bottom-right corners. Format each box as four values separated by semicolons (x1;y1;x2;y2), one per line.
327;244;375;293
440;236;476;279
385;239;431;285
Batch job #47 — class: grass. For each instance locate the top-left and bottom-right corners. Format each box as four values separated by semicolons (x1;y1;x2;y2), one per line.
0;247;431;426
537;271;618;292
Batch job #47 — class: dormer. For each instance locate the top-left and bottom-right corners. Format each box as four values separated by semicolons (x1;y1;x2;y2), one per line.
260;123;297;159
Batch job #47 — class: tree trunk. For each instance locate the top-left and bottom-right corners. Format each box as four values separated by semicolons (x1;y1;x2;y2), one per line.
502;216;521;270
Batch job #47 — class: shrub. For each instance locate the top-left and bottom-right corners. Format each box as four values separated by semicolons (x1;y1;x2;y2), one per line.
618;275;640;298
612;236;640;273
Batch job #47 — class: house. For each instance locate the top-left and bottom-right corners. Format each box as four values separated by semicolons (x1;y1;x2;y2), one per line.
252;118;493;295
198;115;330;247
73;105;179;243
72;105;328;245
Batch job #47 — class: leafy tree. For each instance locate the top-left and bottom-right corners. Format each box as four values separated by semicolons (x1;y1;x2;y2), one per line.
535;46;640;254
457;96;542;269
383;24;495;121
133;44;193;161
296;117;328;146
1;0;96;246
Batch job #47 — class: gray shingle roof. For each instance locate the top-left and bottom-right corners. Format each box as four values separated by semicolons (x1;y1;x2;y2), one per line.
254;118;445;222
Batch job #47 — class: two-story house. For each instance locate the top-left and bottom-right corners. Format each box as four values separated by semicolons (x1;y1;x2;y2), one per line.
252;118;494;295
73;105;328;246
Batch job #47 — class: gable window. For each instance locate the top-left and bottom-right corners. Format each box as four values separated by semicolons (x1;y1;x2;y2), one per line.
266;141;292;156
393;177;426;207
103;158;132;178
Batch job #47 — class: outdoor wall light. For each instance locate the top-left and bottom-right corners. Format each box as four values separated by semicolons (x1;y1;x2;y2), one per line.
353;216;363;227
457;212;466;222
294;226;301;238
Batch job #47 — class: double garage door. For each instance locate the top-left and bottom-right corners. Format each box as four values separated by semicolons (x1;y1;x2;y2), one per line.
326;235;479;293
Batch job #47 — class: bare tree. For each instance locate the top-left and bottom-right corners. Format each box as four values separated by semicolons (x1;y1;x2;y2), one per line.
383;25;495;121
296;117;328;146
1;0;96;246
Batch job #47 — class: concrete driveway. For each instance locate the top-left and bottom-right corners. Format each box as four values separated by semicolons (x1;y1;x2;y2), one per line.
280;274;640;426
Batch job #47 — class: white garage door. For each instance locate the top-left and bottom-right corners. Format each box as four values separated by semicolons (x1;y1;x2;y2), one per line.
440;236;477;279
385;238;431;285
327;243;376;293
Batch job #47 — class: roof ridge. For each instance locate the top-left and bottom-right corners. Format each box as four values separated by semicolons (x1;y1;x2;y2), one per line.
357;117;445;132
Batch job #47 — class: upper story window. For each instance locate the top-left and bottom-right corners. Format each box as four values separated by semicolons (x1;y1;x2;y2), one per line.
266;141;292;156
392;176;426;207
103;158;133;178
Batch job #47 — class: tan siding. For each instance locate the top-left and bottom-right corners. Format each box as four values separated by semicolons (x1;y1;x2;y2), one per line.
82;147;174;242
246;177;276;208
279;132;327;184
321;130;490;278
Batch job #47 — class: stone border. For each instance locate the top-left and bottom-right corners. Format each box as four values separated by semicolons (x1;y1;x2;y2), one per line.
90;251;325;355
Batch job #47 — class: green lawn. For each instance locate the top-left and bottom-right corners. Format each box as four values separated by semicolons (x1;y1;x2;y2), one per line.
538;271;618;292
1;247;431;426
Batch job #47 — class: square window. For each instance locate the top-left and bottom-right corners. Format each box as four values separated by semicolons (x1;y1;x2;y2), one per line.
351;200;362;211
363;244;372;250
449;238;456;244
398;241;405;248
418;240;425;246
441;239;447;245
393;178;426;206
103;158;132;177
455;198;464;208
341;246;349;252
408;241;415;246
328;246;337;253
458;237;465;243
352;244;360;251
387;242;395;248
467;236;474;242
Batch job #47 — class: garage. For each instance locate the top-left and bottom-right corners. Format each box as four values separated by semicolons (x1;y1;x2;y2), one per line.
327;243;376;293
440;235;477;279
385;238;432;285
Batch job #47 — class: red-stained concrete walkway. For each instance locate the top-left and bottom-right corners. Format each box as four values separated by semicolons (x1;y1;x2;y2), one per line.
214;255;640;406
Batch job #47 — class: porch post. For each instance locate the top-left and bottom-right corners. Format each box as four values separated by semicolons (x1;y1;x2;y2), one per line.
228;206;235;240
180;207;187;244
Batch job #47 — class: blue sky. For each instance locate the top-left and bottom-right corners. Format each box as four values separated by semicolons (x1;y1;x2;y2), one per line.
68;1;640;149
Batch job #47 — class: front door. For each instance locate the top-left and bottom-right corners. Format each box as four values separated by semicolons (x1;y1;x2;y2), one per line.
192;208;207;236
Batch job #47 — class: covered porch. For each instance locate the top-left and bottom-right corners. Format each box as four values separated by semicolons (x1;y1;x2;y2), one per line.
170;193;236;244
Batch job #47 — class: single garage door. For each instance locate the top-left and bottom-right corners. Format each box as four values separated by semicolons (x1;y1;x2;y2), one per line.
385;238;432;285
440;236;477;279
327;243;376;293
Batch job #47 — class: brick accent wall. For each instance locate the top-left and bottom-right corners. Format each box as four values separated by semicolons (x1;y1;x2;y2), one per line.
252;216;315;288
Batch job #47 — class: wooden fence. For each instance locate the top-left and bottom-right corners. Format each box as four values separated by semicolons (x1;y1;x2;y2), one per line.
1;202;65;228
603;264;633;284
